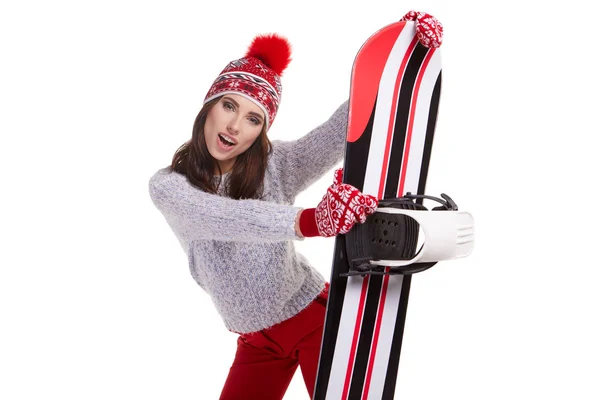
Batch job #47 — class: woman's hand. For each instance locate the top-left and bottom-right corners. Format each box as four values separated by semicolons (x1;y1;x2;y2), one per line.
296;169;378;238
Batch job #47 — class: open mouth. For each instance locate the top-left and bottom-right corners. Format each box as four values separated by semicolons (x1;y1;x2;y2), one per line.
218;133;236;147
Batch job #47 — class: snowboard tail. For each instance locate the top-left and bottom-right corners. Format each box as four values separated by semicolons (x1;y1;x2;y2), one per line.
314;19;442;400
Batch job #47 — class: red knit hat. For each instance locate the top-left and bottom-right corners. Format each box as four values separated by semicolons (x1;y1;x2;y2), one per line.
203;34;292;130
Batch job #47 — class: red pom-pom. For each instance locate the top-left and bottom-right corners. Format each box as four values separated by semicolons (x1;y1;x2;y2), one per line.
245;34;292;75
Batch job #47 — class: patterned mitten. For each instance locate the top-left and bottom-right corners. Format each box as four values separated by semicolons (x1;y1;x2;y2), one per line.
299;169;378;237
401;10;443;48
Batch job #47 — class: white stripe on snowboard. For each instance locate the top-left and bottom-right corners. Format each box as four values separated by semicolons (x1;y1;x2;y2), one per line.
326;24;416;400
362;25;417;197
325;276;367;398
363;274;404;399
365;48;442;400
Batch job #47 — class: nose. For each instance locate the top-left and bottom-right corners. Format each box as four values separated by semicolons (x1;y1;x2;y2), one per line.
227;115;242;135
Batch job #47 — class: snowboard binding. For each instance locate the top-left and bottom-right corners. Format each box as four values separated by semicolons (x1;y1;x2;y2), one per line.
342;193;474;277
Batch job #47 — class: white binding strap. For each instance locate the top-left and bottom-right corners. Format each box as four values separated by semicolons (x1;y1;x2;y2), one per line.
370;208;475;267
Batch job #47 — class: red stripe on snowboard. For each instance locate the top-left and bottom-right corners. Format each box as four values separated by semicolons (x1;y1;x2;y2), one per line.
377;36;418;200
344;33;418;399
341;276;370;398
360;36;419;399
342;28;411;396
364;47;438;398
397;48;436;194
347;23;406;143
361;270;391;399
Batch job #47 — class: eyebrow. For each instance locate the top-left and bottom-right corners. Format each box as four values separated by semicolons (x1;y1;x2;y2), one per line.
223;96;264;121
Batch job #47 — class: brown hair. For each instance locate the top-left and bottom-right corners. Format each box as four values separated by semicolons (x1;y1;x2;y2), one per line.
170;97;272;200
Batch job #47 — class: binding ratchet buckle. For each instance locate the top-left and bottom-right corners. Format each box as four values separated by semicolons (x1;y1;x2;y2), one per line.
341;193;474;277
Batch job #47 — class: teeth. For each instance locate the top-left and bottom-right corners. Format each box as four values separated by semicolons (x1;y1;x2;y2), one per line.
219;134;235;145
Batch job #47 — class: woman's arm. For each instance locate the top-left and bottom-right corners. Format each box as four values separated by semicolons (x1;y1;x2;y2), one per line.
271;100;349;200
149;168;303;244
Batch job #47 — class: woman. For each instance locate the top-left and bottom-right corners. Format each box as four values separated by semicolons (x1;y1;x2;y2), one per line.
149;33;378;399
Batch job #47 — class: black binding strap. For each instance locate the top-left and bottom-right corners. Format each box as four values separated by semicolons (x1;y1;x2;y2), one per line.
342;193;457;276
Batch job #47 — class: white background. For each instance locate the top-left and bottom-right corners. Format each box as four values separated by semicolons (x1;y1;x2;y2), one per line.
1;0;599;399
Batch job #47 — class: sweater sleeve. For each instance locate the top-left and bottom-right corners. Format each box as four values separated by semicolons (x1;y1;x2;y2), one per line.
271;100;349;200
149;168;302;244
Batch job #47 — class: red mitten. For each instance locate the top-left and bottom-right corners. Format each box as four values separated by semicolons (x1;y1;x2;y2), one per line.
401;10;443;48
299;169;378;237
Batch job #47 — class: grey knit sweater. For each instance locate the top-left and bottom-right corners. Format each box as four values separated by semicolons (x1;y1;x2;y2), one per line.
149;101;348;333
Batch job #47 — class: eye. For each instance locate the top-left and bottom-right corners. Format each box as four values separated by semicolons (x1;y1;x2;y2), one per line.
248;116;261;126
223;101;235;111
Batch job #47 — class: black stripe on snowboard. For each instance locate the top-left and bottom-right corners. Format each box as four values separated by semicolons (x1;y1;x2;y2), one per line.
384;42;428;199
416;71;442;197
346;51;423;393
383;51;443;399
347;275;384;399
346;41;427;397
313;100;377;400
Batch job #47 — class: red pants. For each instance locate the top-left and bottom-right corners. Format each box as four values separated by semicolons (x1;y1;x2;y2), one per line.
220;284;329;400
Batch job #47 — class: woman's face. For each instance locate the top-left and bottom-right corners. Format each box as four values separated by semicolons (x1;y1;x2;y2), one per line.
204;94;265;174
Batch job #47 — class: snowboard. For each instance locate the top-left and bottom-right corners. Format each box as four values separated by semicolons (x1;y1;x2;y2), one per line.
313;17;443;400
